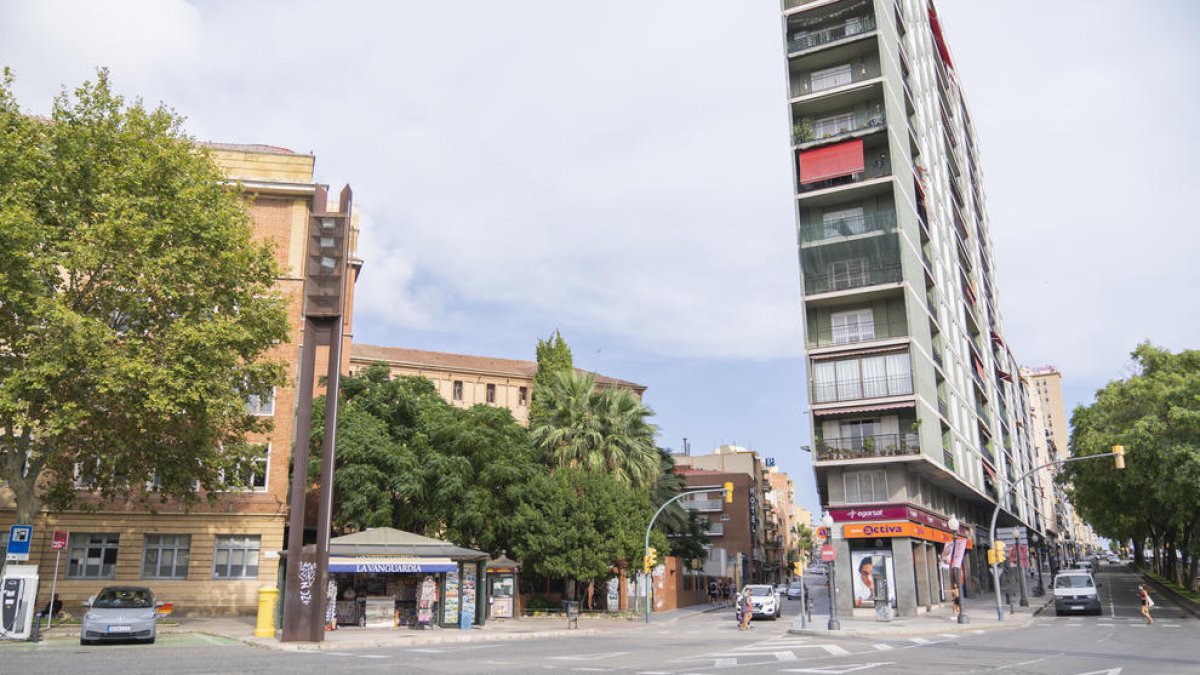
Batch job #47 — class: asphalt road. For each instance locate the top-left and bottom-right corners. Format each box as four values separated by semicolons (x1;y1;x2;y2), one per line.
2;565;1195;674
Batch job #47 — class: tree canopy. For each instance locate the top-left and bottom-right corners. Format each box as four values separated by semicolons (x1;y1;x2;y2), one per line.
0;69;289;521
529;330;573;426
1065;342;1200;587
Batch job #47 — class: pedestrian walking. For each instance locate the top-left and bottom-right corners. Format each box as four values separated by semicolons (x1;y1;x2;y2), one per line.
1138;584;1154;624
739;589;753;630
708;580;718;605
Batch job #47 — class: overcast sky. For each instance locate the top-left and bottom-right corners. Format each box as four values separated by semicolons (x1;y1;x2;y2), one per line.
3;1;1197;518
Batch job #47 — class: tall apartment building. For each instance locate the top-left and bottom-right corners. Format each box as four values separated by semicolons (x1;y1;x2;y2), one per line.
0;144;362;615
784;0;1046;615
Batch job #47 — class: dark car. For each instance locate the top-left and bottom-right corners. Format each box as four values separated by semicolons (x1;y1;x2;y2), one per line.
80;586;161;645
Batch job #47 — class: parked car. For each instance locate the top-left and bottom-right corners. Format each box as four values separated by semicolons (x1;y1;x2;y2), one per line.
1073;560;1095;573
808;564;828;575
775;583;789;594
1052;571;1102;616
786;581;805;600
80;586;162;645
742;584;782;620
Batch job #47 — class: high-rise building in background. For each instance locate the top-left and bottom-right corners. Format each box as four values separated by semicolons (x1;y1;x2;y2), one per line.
784;0;1055;615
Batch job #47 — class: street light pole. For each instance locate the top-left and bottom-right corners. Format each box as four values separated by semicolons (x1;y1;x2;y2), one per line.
822;511;840;631
642;486;732;624
988;450;1124;621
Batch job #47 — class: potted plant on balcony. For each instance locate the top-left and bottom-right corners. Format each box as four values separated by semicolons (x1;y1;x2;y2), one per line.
861;435;875;458
793;118;814;145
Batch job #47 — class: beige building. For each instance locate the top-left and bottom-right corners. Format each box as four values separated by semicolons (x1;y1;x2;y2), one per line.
0;143;361;615
1025;366;1068;461
348;344;646;426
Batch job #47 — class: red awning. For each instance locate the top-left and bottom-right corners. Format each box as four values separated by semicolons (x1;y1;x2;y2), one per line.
813;401;916;416
798;139;864;184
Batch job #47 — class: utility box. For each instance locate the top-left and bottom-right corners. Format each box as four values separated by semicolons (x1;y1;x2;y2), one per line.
1;564;40;640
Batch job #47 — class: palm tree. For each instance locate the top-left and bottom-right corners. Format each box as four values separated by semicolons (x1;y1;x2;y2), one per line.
530;370;661;490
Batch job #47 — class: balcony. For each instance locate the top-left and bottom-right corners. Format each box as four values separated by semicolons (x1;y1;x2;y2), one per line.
937;397;949;419
787;13;876;55
686;499;724;513
705;522;725;537
806;317;907;349
794;108;886;147
798;209;895;246
815;432;920;461
812;372;913;404
784;0;826;9
798;155;890;194
803;260;901;295
791;58;881;98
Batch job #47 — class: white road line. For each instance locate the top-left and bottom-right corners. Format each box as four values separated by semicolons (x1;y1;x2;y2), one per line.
909;637;931;644
821;644;851;656
873;643;894;651
971;629;986;634
937;633;960;639
1162;624;1181;628
550;651;631;661
408;648;446;653
715;658;737;667
783;662;895;673
636;672;672;674
774;652;799;661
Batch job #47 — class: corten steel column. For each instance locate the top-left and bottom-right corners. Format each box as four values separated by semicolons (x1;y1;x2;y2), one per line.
281;185;353;642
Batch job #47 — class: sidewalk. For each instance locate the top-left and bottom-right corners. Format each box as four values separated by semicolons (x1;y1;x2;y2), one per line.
788;592;1052;638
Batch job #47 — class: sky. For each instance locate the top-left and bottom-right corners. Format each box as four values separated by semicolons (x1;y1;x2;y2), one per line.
3;1;1197;519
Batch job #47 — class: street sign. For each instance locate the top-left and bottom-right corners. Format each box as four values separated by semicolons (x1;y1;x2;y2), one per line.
816;526;829;540
6;524;32;561
52;530;69;551
820;544;835;562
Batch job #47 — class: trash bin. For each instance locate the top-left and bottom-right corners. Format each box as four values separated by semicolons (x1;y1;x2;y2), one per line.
562;600;580;629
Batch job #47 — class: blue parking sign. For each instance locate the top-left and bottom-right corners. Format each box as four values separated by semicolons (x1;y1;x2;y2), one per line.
6;525;32;561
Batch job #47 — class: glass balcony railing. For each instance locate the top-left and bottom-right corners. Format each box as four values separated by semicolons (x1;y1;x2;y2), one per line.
784;0;826;8
803;260;901;295
798;157;891;194
794;109;886;145
798;210;895;244
937;397;949;419
812;373;913;403
806;317;907;348
787;14;876;53
815;432;920;461
791;59;881;98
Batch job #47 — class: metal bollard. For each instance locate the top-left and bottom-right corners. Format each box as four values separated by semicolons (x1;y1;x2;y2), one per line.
29;612;42;643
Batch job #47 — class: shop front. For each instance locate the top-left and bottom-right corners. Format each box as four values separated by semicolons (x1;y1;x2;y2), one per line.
485;553;520;619
327;528;487;629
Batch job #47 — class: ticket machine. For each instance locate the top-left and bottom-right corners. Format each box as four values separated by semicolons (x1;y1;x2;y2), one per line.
1;564;39;640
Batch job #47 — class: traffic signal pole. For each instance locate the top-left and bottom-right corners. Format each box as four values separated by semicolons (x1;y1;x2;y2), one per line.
643;485;733;624
988;450;1125;621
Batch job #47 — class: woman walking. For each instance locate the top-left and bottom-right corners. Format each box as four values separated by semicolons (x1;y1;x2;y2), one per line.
738;589;754;630
1138;584;1154;624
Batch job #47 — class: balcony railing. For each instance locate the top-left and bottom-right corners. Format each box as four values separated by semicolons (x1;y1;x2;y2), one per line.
813;373;913;404
803;260;901;295
937;397;949;418
806;318;907;348
784;0;826;9
798;157;891;194
705;522;725;536
794;109;886;146
787;14;876;53
791;59;880;98
798;210;895;244
685;499;724;512
815;432;920;461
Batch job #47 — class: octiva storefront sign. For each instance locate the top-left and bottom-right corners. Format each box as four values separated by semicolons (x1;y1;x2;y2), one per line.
842;520;957;545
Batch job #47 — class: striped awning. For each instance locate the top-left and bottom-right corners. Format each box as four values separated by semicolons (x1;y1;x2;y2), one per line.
813;401;916;416
328;556;457;574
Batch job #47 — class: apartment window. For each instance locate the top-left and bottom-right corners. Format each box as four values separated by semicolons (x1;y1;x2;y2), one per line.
822;206;866;238
810;63;852;92
829;257;869;291
452;380;463;401
213;535;261;580
812;352;913;403
246;388;275;416
518;386;528;406
67;533;119;579
839;418;879;443
223;444;268;491
143;535;191;580
486;383;496;404
830;308;875;344
814;112;855;140
843;470;887;504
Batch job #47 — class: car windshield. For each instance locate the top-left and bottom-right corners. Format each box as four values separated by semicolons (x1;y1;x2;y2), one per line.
788;582;803;589
746;587;773;596
1055;575;1094;589
93;588;153;609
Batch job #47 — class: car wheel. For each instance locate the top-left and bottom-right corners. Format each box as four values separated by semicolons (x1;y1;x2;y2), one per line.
80;638;91;646
147;636;156;645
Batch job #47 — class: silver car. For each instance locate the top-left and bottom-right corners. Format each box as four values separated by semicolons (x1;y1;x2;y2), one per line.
81;586;160;645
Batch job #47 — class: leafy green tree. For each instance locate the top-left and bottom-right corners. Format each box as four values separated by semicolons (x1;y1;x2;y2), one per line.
312;364;541;554
1065;343;1200;587
793;522;816;568
530;370;661;490
509;467;650;584
529;330;573;426
0;69;289;522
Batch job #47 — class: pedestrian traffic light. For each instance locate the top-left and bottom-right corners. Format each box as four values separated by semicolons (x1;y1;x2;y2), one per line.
643;547;658;574
987;549;997;565
994;541;1007;564
723;482;734;503
793;561;803;576
1113;445;1125;470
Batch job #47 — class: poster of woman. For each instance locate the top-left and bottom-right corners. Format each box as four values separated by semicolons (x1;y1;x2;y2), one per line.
850;550;897;608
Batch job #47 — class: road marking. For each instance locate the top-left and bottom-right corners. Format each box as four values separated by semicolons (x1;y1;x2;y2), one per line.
971;629;986;634
714;658;737;667
1162;624;1181;628
909;637;931;644
783;663;895;673
774;651;799;661
821;644;851;656
322;652;387;659
872;643;893;651
551;651;631;661
408;648;446;653
937;633;960;639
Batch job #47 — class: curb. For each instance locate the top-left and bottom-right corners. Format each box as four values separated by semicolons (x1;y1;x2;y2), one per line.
192;626;607;652
1139;572;1200;620
787;598;1051;638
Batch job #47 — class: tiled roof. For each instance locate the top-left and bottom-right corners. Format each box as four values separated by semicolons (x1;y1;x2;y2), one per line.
200;142;300;155
350;343;646;392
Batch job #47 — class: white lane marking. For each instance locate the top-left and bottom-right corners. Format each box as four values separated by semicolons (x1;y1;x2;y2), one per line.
715;658;737;667
821;644;851;656
322;652;387;659
872;643;894;651
774;651;799;661
937;633;960;639
783;663;895;673
1162;624;1181;628
408;648;446;653
909;637;931;644
971;629;986;634
551;651;631;661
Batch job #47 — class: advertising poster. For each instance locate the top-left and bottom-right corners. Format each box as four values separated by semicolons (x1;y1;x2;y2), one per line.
607;577;620;609
443;568;460;624
460;565;477;629
850;550;896;608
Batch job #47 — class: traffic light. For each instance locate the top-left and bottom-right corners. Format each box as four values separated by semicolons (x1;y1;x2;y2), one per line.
987;549;997;565
1113;445;1125;470
793;561;803;576
723;481;734;503
994;540;1007;564
643;547;658;574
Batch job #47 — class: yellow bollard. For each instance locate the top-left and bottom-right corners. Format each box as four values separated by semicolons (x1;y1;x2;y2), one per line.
255;587;279;638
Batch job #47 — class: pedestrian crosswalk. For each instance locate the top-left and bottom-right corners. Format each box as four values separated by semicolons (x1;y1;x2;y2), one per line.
686;632;970;668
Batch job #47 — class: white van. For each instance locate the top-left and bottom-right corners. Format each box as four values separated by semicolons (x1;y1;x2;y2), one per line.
1053;571;1101;615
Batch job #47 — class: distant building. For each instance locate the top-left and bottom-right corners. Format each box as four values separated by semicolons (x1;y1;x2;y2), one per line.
348;344;645;427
